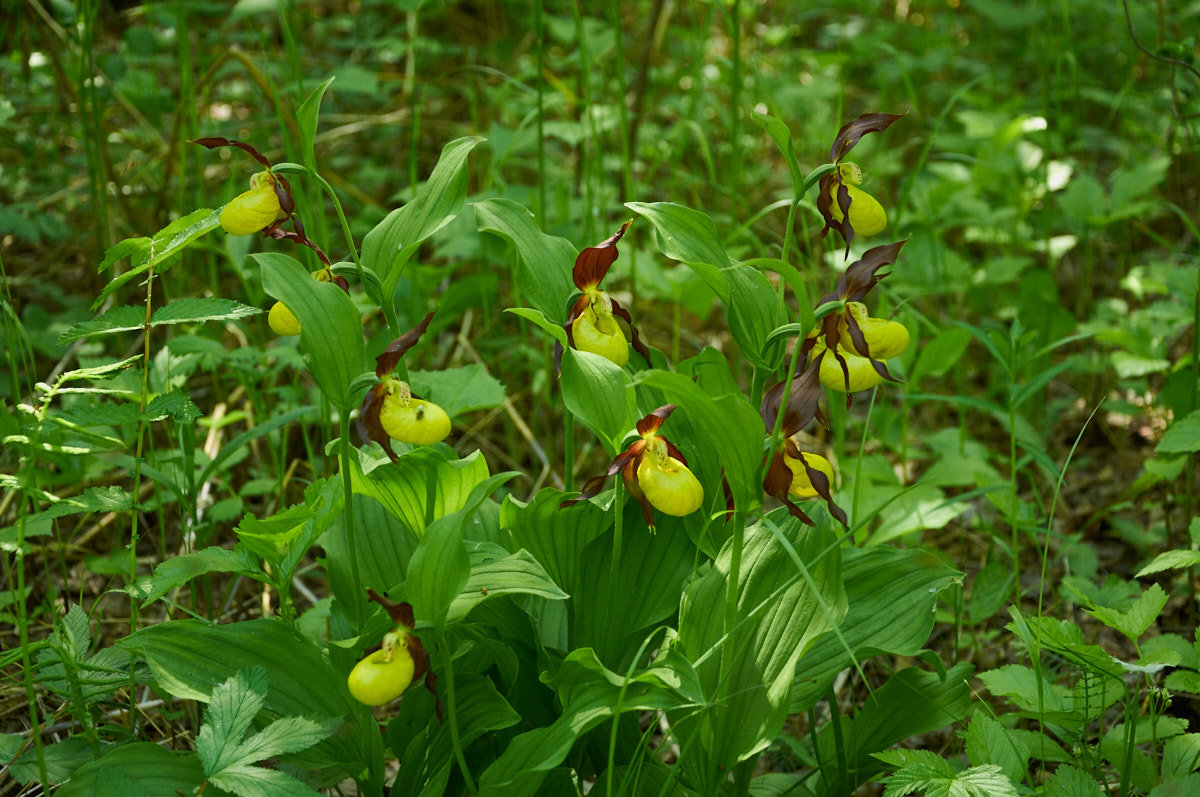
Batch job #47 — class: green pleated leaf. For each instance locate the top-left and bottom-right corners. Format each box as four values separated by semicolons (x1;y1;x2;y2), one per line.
478;648;697;796
408;471;517;628
256;251;367;409
505;306;569;347
56;742;205;796
675;511;844;790
561;347;635;454
500;487;610;596
447;543;568;624
791;546;961;712
474;198;576;324
573;504;696;664
350;447;491;538
751;110;804;196
821;661;976;796
388;674;522;795
321;494;418;600
93;209;222;309
363;136;484;289
117;618;374;777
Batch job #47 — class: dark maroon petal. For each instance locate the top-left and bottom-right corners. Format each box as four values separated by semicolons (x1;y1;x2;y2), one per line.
356;383;398;465
636;404;676;435
375;311;437;378
610;299;653;367
560;444;645;508
828;112;905;163
843;312;871;358
191;136;272;168
573;220;631;290
273;176;295;217
835;240;906;302
761;356;825;438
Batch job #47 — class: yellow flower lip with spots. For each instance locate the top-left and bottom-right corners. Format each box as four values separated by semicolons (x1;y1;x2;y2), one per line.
219;170;283;236
826;162;887;238
839;301;909;359
379;379;451;446
571;298;629;367
784;451;835;499
635;435;703;517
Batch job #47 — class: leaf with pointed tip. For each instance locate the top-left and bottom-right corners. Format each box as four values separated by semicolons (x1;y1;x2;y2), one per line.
475;199;576;324
296;77;335;169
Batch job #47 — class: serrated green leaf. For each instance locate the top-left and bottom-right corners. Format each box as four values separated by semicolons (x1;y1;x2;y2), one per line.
1086;583;1168;641
978;664;1069;713
1137;550;1200;577
964;714;1028;782
136;546;263;604
211;764;324;797
197;667;269;775
1158;410;1200;454
93;210;222;309
141;391;201;423
57;305;144;344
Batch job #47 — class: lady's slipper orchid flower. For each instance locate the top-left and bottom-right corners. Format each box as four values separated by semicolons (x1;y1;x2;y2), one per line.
823;163;886;238
817;112;903;256
562;404;702;529
194;137;296;237
357;311;452;463
760;365;847;526
804;240;908;402
560;221;651;368
360;591;440;719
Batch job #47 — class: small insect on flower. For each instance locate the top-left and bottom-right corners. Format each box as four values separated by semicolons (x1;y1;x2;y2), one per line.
561;220;652;369
563;404;702;529
357;311;452;463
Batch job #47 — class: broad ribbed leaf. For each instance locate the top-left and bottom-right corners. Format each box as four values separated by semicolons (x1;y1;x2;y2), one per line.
56;742;204;796
447;544;568;624
256;251;366;409
137;545;262;604
561;348;635;454
321;494;418;599
573;504;696;664
363;136;484;284
350;447;490;538
675;512;844;791
117;618;374;778
474;198;576;324
627;201;784;369
791;546;961;712
500;488;610;596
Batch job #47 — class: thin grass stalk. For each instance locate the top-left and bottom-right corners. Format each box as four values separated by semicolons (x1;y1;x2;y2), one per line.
563;408;575;493
338;411;363;627
534;0;547;225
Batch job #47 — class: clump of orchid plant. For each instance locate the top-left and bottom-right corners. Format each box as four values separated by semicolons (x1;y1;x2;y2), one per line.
560;220;651;368
562;404;703;529
357;311;452;462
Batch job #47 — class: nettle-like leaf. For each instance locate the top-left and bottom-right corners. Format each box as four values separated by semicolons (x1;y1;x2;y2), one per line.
59;297;262;345
874;750;1018;797
1085;583;1168;643
93;209;222;309
196;667;339;797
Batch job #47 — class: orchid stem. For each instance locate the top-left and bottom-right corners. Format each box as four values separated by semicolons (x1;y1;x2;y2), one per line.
564;408;575;493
